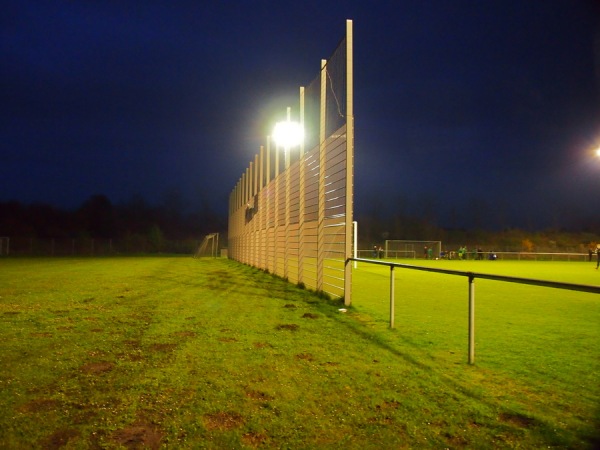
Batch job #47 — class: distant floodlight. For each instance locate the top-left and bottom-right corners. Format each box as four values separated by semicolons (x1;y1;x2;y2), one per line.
596;147;600;157
272;120;304;149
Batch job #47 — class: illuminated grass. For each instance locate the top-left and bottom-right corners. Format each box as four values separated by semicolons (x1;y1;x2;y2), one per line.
0;257;598;448
352;258;600;447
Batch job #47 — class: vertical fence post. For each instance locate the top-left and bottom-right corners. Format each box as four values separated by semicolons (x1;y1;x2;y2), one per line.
468;274;475;364
389;265;395;329
353;221;357;269
316;59;327;293
298;87;306;287
274;141;279;276
344;19;354;306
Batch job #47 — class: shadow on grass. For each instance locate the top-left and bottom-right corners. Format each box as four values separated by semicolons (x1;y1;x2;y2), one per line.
264;272;593;447
192;258;599;447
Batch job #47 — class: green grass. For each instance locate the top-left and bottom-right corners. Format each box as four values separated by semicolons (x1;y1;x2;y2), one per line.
0;257;598;448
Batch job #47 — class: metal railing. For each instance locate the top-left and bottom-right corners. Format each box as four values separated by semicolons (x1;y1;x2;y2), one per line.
347;257;600;364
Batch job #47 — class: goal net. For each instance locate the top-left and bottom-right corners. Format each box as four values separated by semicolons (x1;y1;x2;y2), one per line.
385;240;442;259
194;233;219;258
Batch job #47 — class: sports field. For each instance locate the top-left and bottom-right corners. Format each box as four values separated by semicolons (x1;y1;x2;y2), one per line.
0;256;598;448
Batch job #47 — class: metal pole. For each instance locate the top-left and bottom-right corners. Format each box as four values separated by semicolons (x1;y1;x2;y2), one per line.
266;136;271;272
344;18;354;306
317;58;327;293
390;265;395;329
298;87;306;286
353;221;358;269
274;141;279;276
468;275;475;364
284;107;291;281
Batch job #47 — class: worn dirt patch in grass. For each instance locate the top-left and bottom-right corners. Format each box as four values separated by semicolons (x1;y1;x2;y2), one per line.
30;332;53;338
499;412;536;428
203;411;244;431
19;398;60;413
112;421;165;450
275;324;299;331
284;304;297;309
80;361;114;375
443;431;469;448
39;428;80;450
242;431;269;448
302;313;319;319
148;343;177;353
173;331;196;338
253;341;273;349
295;353;315;361
3;311;21;315
245;389;274;401
376;400;401;411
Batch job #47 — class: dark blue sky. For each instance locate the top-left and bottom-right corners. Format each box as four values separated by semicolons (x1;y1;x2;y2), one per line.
2;1;599;229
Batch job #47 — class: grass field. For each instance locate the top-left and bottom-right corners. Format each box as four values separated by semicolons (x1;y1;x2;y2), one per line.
0;256;598;449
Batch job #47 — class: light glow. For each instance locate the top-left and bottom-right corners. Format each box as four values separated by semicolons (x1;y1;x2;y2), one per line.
596;147;600;157
272;121;304;149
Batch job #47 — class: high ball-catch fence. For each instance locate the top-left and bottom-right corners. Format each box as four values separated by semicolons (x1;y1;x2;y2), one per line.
228;20;354;304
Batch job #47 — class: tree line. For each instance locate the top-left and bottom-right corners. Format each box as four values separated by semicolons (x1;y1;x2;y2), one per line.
357;212;600;253
0;194;224;242
1;193;598;254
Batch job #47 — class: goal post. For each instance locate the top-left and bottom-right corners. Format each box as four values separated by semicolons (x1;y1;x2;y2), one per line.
194;233;219;258
385;240;442;259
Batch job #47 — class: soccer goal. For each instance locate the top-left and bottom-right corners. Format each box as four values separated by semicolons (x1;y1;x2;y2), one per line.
194;233;219;258
0;237;9;256
385;240;442;259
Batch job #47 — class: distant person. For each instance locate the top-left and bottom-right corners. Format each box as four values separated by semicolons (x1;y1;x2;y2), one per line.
378;246;384;259
373;245;378;258
424;246;428;259
477;247;483;260
589;248;594;262
596;245;600;270
427;247;433;260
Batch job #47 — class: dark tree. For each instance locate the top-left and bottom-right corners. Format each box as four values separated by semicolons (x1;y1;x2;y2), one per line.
77;194;116;238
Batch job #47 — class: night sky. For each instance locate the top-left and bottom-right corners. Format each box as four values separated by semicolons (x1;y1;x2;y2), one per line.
2;1;600;229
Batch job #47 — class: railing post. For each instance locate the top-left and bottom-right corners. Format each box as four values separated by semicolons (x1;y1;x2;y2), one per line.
468;274;475;364
390;265;395;329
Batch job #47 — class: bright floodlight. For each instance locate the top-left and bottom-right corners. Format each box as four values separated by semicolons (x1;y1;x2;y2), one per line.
272;120;304;148
596;147;600;157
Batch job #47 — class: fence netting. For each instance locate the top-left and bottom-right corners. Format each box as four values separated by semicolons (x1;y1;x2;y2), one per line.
228;21;353;300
